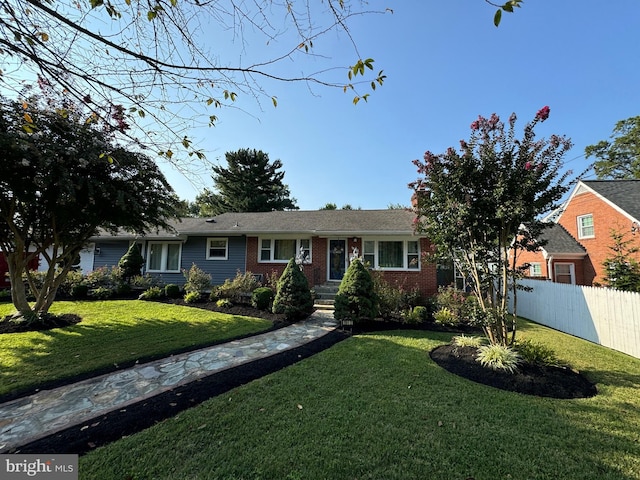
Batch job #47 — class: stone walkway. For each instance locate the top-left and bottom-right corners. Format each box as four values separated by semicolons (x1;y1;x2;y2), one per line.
0;310;338;453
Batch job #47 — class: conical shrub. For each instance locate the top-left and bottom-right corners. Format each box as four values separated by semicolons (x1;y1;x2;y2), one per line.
334;258;378;324
272;258;314;321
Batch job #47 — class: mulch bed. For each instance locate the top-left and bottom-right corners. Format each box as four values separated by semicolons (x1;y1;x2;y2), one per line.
430;344;597;399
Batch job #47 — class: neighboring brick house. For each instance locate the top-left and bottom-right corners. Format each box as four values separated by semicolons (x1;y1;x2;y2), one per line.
91;209;438;296
516;180;640;285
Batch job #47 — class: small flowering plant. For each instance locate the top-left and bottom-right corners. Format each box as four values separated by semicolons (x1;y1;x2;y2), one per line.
410;107;572;345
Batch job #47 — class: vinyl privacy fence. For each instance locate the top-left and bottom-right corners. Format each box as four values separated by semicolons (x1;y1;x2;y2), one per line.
509;279;640;359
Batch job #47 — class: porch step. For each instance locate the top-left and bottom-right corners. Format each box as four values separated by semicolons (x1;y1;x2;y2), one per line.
313;281;341;309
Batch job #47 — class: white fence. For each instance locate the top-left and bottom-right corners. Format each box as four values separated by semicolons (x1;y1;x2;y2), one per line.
508;279;640;359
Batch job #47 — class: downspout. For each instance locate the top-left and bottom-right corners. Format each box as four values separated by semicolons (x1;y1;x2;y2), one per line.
547;255;554;282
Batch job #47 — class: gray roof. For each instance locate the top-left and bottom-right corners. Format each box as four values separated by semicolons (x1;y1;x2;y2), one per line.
582;180;640;221
540;223;586;255
96;209;420;239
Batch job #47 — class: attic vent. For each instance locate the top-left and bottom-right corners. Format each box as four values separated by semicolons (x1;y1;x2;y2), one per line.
205;218;216;223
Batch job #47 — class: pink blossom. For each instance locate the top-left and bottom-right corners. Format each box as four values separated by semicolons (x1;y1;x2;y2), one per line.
525;161;532;170
536;106;550;122
470;120;480;131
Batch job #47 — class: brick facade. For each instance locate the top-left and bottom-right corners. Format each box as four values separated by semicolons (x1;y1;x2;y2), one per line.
245;236;438;297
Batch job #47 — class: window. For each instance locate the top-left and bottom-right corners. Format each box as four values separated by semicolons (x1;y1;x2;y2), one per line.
259;238;312;263
577;214;594;239
206;238;228;260
147;242;181;272
529;262;542;277
362;239;420;270
554;263;575;284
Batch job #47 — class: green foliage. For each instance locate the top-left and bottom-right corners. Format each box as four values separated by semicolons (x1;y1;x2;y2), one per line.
411;108;571;345
251;287;274;310
602;229;640;292
476;344;521;373
272;259;314;321
129;274;162;290
214;271;261;300
164;284;182;299
86;267;122;289
371;272;421;320
216;298;233;309
182;263;212;295
492;0;524;27
585;116;640;179
334;259;378;324
118;243;145;281
513;338;559;366
195;149;298;216
138;286;164;300
402;306;427;325
90;286;114;300
0;94;179;317
452;335;485;348
184;291;201;304
433;307;457;326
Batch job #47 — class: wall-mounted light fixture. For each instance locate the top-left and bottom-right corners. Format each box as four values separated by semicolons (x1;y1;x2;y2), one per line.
95;247;101;255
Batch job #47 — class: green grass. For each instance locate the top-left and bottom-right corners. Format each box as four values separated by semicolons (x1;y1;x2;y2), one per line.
79;322;640;480
0;300;272;398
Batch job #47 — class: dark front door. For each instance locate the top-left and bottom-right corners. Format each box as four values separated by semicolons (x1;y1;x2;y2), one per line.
328;239;347;280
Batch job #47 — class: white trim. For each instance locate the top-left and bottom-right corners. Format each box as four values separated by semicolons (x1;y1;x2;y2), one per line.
206;237;228;260
553;262;575;285
529;262;542;277
559;181;640;225
258;237;312;263
577;213;595;239
146;241;182;273
362;237;421;271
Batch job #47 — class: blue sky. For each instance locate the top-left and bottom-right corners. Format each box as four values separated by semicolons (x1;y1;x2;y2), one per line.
164;1;640;210
12;1;638;211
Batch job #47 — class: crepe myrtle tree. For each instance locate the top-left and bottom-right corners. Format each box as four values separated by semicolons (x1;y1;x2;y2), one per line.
410;107;572;345
0;94;179;322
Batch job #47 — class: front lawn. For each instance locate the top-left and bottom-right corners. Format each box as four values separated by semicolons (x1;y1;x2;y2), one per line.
80;320;640;480
0;300;272;399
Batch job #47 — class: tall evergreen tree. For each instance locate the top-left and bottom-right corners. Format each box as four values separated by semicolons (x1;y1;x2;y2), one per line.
197;149;298;215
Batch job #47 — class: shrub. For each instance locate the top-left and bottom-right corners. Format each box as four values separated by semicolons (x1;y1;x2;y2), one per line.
184;291;201;304
70;284;89;299
412;305;428;322
86;266;123;289
452;335;484;348
118;243;144;281
164;284;182;299
216;298;233;308
514;338;559;366
433;307;457;326
89;286;114;299
272;259;314;321
373;273;404;319
0;289;12;302
138;286;163;300
57;270;85;298
129;273;162;289
476;344;521;373
334;259;378;324
214;271;261;300
182;263;212;295
251;287;274;310
115;282;132;296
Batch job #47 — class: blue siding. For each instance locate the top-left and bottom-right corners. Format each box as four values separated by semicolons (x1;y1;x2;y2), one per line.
93;241;129;269
92;236;247;287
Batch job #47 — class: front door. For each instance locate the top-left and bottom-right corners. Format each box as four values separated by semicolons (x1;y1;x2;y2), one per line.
328;239;347;280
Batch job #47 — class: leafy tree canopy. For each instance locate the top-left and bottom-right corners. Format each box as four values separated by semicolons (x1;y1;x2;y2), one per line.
585;116;640;179
0;92;179;320
602;229;640;292
195;148;298;216
411;106;572;345
0;0;387;162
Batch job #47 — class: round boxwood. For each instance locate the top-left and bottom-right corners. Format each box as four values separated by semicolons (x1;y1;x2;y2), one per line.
251;287;274;310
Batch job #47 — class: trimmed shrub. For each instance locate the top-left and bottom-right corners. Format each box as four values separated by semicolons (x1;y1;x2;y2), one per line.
164;284;182;299
214;271;261;300
118;243;144;281
89;286;114;299
70;284;89;299
138;286;163;300
184;291;201;304
182;263;212;295
251;287;274;310
272;259;314;321
334;259;378;324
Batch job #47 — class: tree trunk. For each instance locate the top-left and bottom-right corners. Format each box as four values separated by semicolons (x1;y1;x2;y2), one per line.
6;252;35;318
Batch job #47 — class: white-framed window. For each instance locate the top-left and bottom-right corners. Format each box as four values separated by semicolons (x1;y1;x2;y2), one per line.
362;239;420;270
577;214;594;239
146;242;182;272
554;262;575;284
259;238;311;263
206;237;228;260
529;262;542;277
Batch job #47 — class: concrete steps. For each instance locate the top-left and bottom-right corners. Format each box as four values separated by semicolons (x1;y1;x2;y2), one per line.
313;281;341;310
